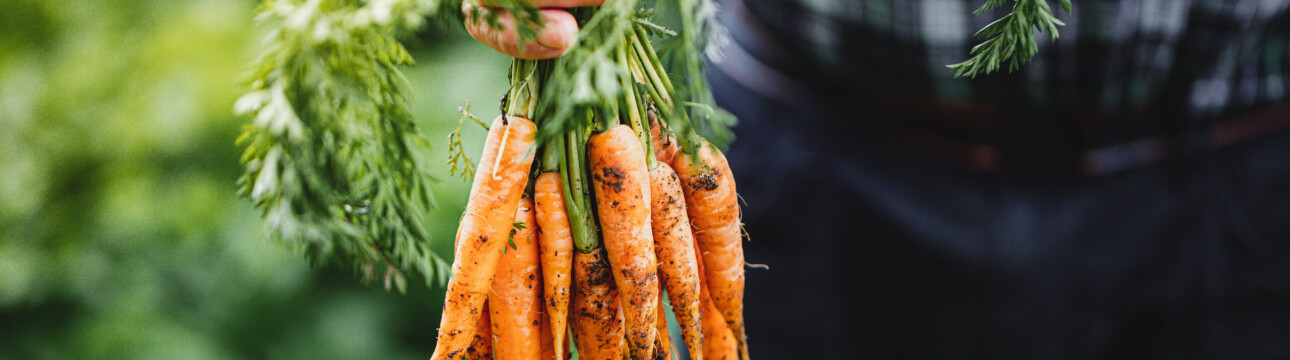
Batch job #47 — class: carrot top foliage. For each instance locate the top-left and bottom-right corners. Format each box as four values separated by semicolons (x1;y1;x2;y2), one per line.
235;0;448;293
949;0;1073;78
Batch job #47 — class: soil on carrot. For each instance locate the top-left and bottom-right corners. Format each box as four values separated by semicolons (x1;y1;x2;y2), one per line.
594;166;628;194
585;253;614;287
688;171;720;191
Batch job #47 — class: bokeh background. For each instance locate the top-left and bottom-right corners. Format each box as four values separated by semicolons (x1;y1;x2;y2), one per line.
0;1;514;358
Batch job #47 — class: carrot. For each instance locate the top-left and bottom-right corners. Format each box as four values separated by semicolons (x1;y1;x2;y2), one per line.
647;162;704;360
534;172;573;358
457;212;496;360
673;141;747;359
588;124;660;360
490;196;543;360
694;236;739;360
540;308;570;360
540;310;558;360
433;115;538;360
699;284;739;360
465;301;494;360
649;112;678;166
571;247;626;360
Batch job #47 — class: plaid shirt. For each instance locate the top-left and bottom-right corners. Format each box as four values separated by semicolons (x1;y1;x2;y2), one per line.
736;0;1290;122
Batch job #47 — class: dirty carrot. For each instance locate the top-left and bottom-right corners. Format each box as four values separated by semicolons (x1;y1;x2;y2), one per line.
464;301;494;359
458;213;495;360
648;162;704;360
534;169;573;358
694;236;739;360
571;247;626;360
490;196;543;360
699;283;739;360
432;115;538;360
673;141;747;359
588;124;660;360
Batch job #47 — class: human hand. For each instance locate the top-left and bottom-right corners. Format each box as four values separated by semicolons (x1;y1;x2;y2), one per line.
462;0;604;59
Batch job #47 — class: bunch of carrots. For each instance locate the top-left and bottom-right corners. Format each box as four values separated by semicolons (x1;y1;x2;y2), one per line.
430;2;749;359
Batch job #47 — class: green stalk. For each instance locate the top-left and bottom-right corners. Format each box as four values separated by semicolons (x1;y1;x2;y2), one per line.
506;59;541;118
632;27;673;109
632;25;703;156
635;26;676;101
619;35;656;169
565;123;600;252
626;33;671;132
634;59;669;119
541;137;560;172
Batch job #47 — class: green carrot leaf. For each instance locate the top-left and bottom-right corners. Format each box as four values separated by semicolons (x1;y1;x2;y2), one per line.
236;0;447;291
949;0;1073;78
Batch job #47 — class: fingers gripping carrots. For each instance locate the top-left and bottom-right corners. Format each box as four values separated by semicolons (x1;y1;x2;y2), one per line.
674;141;749;359
432;116;538;360
535;172;574;359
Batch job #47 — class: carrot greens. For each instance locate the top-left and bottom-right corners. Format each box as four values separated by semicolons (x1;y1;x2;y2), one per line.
949;0;1073;78
235;0;448;293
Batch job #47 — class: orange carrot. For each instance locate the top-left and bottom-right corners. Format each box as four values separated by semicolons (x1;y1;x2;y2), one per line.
534;172;574;358
649;113;678;166
465;301;494;360
457;213;495;360
673;141;747;359
490;196;543;360
694;236;739;360
571;247;626;360
648;163;704;360
540;310;558;360
699;287;739;360
588;124;660;360
539;309;570;360
433;115;538;360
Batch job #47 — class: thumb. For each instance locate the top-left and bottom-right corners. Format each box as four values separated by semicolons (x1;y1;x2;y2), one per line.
463;2;580;59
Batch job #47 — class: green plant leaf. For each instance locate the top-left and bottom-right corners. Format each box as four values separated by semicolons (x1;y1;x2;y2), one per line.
236;0;448;291
949;0;1073;78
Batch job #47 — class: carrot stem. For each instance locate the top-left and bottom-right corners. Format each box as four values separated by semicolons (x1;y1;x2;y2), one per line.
565;124;600;253
631;28;673;109
634;26;675;102
618;34;656;170
541;138;560;173
506;59;541;118
630;26;702;156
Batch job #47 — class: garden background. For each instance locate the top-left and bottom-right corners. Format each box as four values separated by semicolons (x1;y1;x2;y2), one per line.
0;1;510;358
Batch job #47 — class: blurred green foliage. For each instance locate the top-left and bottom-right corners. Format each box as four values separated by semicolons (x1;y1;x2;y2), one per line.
0;0;514;358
